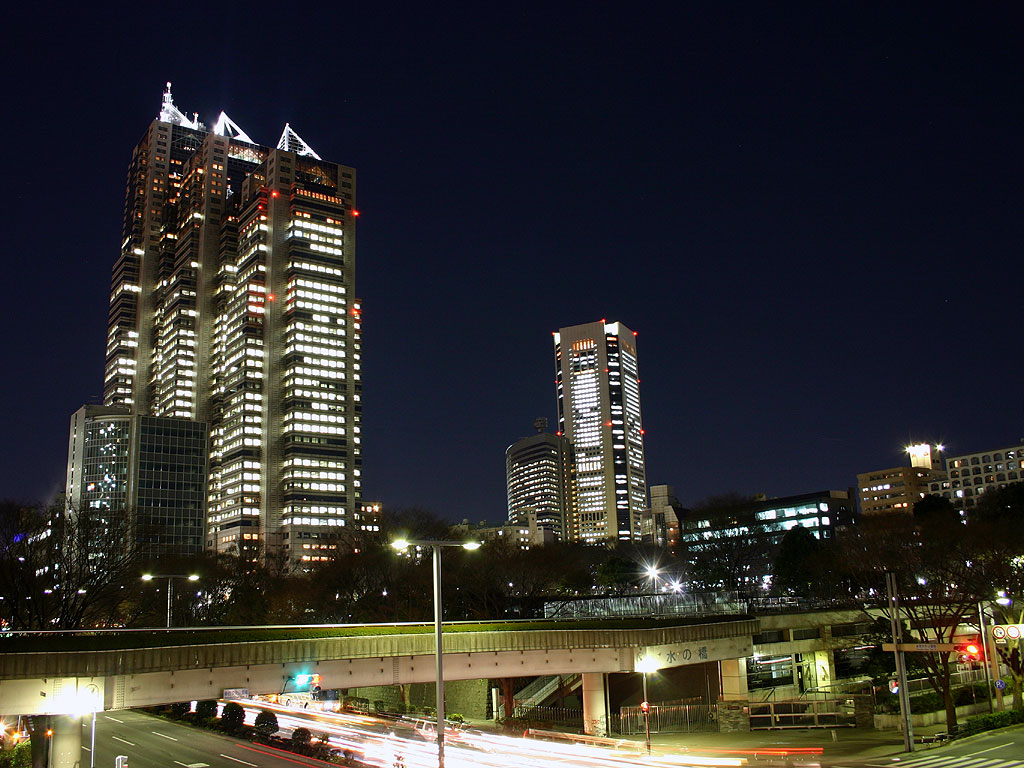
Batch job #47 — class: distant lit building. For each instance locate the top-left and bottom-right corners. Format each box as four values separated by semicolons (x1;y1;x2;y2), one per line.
857;443;946;515
554;320;647;543
451;511;556;549
641;484;685;549
678;490;856;588
66;404;208;559
505;419;575;540
927;442;1023;510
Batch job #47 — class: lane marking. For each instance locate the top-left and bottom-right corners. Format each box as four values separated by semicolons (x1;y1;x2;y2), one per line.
219;756;257;767
153;732;178;741
112;736;135;746
105;716;124;723
966;743;1015;757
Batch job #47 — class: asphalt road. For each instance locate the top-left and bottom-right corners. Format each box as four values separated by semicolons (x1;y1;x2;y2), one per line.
81;710;330;768
857;726;1024;768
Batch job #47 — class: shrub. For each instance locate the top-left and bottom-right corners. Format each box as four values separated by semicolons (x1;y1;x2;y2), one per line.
423;706;436;717
254;710;279;738
291;727;312;748
0;741;31;768
447;713;464;724
221;702;245;733
960;708;1024;736
169;702;190;720
195;700;218;723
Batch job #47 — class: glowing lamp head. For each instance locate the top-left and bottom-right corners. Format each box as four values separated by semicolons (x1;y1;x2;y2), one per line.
462;541;482;551
187;574;200;582
391;539;410;551
141;574;154;581
636;655;659;673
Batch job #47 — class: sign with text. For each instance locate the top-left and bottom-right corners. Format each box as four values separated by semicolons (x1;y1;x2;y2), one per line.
991;624;1023;644
882;642;957;653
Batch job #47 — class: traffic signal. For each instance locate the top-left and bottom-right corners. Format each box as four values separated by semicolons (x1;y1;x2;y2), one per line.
957;643;982;663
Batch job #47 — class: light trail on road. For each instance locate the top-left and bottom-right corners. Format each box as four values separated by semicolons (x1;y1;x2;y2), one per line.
232;699;746;768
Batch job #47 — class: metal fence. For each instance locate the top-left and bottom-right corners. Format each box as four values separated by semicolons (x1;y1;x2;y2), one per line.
748;699;856;729
512;705;585;726
619;703;719;734
544;593;745;620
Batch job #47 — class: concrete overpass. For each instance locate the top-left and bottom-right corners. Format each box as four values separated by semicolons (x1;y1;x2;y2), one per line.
1;616;757;764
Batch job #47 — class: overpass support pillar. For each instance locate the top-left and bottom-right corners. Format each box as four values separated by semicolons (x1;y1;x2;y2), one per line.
581;673;607;737
719;658;749;700
51;714;82;768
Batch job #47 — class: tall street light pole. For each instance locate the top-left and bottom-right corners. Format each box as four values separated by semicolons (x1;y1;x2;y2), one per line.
392;538;480;768
635;655;658;755
141;573;199;628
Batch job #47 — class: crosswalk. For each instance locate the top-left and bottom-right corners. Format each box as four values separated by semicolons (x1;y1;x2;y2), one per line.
857;753;1024;768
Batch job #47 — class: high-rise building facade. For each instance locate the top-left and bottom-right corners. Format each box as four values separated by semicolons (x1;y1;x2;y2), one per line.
99;84;362;564
505;421;576;540
554;320;647;542
66;404;208;559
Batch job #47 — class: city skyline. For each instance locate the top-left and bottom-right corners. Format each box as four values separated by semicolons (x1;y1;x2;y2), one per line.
2;5;1022;524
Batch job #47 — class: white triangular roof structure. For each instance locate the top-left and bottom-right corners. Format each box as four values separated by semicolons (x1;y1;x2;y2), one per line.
158;82;201;130
212;111;255;144
277;123;322;160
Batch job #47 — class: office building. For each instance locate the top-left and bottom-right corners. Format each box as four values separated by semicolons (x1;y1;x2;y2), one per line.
678;489;856;589
505;419;575;540
857;443;946;515
451;512;557;550
554;320;647;543
66;404;208;559
96;84;361;564
641;484;685;549
927;442;1023;510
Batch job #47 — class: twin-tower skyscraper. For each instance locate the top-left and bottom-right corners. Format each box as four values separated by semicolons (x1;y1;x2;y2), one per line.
67;85;361;564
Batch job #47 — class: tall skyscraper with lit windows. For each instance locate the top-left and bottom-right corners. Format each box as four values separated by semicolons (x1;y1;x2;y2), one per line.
97;84;362;564
554;320;647;543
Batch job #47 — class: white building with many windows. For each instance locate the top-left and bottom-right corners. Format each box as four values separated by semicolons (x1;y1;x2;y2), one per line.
554;320;647;543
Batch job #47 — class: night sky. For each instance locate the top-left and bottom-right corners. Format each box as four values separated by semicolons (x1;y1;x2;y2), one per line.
3;4;1022;523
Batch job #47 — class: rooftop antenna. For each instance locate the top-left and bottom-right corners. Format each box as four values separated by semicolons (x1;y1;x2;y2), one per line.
533;417;548;433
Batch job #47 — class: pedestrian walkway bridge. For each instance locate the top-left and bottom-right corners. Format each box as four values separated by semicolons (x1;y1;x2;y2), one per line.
0;616;757;716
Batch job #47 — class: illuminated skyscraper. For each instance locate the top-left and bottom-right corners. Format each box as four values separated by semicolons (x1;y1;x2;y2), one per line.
505;419;575;540
99;84;362;564
553;320;647;543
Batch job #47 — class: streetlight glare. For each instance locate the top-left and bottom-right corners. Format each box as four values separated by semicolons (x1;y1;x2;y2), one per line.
187;574;200;581
391;539;410;550
636;655;660;673
141;574;154;581
462;541;482;550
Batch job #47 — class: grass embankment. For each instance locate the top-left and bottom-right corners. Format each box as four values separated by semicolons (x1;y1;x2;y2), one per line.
0;614;751;653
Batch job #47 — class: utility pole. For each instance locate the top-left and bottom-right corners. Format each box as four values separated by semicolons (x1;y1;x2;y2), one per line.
885;571;914;752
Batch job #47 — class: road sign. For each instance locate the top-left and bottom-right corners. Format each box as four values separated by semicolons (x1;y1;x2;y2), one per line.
882;642;957;652
995;679;1007;690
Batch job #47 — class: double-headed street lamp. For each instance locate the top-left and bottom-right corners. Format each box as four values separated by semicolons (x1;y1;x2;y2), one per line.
391;538;480;768
141;573;199;628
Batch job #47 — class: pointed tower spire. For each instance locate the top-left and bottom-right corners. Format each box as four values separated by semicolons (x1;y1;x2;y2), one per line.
212;111;255;144
277;123;322;159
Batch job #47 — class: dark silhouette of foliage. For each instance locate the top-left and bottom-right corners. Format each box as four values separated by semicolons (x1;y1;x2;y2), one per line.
220;701;245;732
254;710;279;738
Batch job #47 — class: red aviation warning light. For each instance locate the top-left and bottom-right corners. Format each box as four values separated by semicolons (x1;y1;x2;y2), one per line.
352;209;360;217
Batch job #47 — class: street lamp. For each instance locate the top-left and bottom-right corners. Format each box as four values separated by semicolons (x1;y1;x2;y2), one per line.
141;573;199;628
635;655;659;754
391;538;480;768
